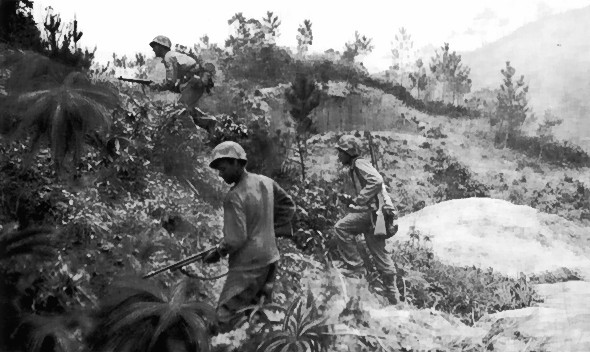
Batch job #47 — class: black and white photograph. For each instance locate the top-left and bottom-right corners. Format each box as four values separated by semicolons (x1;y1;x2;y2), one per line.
1;0;589;351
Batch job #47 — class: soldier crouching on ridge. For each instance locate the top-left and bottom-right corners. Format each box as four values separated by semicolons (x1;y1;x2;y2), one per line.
332;135;400;305
149;35;217;132
203;141;296;333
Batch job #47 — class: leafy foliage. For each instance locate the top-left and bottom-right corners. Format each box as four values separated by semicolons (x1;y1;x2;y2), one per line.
393;230;542;325
89;278;216;352
505;133;590;168
286;175;343;253
222;12;293;84
0;225;55;260
255;290;331;352
285;73;321;181
11;312;90;352
0;0;43;51
296;20;313;57
425;148;490;201
2;60;118;172
429;43;472;104
342;31;374;62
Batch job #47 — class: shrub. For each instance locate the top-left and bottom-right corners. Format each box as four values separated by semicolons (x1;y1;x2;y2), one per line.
393;229;542;325
286;175;343;253
245;289;332;352
506;134;590;168
425;148;489;201
88;278;216;352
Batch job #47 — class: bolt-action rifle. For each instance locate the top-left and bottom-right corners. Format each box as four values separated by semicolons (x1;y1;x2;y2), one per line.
143;246;217;279
364;131;398;239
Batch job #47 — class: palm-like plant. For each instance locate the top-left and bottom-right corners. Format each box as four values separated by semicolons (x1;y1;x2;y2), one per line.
89;277;216;352
0;225;55;261
2;52;118;172
256;290;331;352
11;313;90;352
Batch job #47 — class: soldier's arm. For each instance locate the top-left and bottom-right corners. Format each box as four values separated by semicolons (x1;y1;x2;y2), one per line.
218;193;247;255
353;159;383;205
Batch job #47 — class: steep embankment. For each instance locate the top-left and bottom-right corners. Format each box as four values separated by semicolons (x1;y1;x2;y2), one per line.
461;5;590;148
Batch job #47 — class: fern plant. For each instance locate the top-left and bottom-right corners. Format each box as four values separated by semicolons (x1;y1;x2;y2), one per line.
88;277;216;352
0;225;55;261
256;290;331;352
2;53;118;172
11;312;90;352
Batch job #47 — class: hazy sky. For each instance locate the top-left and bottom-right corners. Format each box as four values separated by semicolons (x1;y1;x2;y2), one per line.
32;0;590;73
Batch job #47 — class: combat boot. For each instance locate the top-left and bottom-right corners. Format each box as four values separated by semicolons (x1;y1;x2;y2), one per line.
381;273;400;305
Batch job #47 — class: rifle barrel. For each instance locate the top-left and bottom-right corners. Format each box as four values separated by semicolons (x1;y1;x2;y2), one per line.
142;247;215;279
117;76;153;85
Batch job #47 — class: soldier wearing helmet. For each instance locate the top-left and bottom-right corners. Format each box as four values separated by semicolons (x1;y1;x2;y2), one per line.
333;135;399;304
149;35;216;131
203;141;296;333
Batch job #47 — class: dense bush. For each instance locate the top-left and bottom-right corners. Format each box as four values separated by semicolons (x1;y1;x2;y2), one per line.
506;134;590;168
361;77;480;118
285;174;344;253
529;177;590;223
425;148;490;201
393;230;542;325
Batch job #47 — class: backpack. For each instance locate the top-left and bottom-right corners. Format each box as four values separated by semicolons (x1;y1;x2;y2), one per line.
350;158;398;239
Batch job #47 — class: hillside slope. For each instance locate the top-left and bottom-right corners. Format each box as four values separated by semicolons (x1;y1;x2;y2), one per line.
461;6;590;146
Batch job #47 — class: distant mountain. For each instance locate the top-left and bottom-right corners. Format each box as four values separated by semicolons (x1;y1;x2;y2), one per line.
461;6;590;146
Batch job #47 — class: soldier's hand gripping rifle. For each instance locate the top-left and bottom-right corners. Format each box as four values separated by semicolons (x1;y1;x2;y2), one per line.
143;246;217;279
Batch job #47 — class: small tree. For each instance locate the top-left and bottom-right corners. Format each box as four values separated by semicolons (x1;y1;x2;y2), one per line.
430;43;471;104
536;109;563;158
341;31;374;63
296;19;313;58
2;54;119;173
285;74;321;182
494;61;529;148
390;27;415;87
408;58;429;99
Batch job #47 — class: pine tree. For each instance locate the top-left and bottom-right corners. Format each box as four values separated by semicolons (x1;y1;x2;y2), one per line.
430;43;471;104
495;61;529;148
285;73;321;182
296;20;313;57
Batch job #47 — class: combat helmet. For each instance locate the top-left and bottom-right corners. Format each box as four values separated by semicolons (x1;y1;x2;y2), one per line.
149;35;172;50
336;135;362;157
209;141;247;168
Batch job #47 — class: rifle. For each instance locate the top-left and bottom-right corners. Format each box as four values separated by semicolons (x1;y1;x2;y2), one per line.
143;247;216;279
363;130;398;238
364;131;379;171
118;76;153;85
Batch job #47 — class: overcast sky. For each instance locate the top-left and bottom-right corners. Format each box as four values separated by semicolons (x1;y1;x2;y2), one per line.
32;0;590;73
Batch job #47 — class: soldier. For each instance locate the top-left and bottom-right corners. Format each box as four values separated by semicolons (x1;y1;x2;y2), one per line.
149;35;216;131
203;141;296;333
332;135;399;304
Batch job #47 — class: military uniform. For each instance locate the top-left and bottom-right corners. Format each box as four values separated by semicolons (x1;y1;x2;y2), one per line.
334;136;399;303
207;142;296;332
150;35;216;131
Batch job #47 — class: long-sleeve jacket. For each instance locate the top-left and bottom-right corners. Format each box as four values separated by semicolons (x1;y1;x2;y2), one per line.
349;157;383;212
162;51;198;89
219;171;296;271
